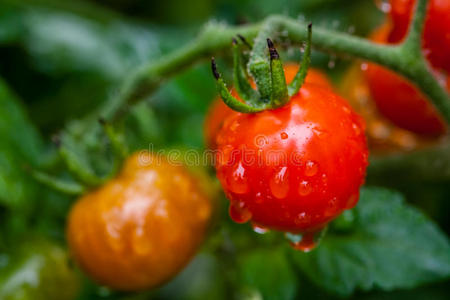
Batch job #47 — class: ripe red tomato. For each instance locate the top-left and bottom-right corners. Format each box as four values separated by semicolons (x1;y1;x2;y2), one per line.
204;64;333;149
214;80;368;247
389;0;450;72
364;22;449;135
67;152;213;291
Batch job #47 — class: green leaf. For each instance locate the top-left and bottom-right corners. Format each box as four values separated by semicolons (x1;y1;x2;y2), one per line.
290;187;450;296
239;248;298;300
0;78;44;209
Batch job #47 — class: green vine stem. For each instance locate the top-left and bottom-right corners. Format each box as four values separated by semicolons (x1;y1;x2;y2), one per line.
91;0;449;127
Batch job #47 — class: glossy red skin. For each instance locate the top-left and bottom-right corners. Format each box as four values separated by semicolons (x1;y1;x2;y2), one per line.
389;0;450;72
365;23;448;135
204;65;333;149
215;83;368;233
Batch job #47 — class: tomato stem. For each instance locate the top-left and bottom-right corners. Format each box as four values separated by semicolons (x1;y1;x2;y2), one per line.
31;169;86;195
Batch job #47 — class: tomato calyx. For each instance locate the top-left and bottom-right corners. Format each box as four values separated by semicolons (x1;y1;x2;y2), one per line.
211;23;313;113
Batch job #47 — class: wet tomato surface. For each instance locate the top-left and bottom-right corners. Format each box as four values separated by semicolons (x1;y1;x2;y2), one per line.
67;152;212;291
214;81;368;248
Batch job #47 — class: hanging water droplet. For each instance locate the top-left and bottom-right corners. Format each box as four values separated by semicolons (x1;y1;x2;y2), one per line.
305;160;318;177
298;180;312;196
270;167;289;199
252;223;269;234
287;227;328;252
227;161;249;194
229;201;252;223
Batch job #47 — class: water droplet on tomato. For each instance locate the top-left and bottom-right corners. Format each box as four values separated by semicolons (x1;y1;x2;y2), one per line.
298;180;312;196
228;161;248;194
229;201;252;223
132;227;151;255
252;223;269;234
352;123;361;135
290;232;317;252
325;197;338;217
218;145;234;167
375;0;391;13
280;132;288;139
360;63;368;71
305;160;318;176
286;227;327;252
345;192;359;209
230;120;240;132
294;212;311;226
254;192;264;204
269;167;289;199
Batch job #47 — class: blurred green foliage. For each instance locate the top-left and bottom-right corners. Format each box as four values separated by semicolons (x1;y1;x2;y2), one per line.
0;0;449;299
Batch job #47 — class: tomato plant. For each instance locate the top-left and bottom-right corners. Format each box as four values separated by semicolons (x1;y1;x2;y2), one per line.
1;0;450;299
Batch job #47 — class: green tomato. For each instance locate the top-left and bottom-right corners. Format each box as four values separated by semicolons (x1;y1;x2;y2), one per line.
0;239;79;300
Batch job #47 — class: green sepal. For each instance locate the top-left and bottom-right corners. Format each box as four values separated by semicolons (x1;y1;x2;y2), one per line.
268;39;289;107
216;77;265;113
232;40;260;105
288;23;312;97
248;22;276;101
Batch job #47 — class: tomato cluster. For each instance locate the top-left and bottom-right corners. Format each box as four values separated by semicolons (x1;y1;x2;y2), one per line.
206;65;368;247
365;0;450;136
67;152;213;291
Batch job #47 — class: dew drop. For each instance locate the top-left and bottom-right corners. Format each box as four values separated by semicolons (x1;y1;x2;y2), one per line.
131;228;151;255
286;227;327;252
360;63;368;71
294;212;311;226
228;161;249;194
255;192;264;204
269;167;289;199
345;192;359;209
290;232;316;252
305;161;318;177
252;223;269;234
325;197;338;217
218;145;234;167
229;201;252;223
352;123;361;136
375;0;391;13
280;132;289;139
230;120;240;132
298;180;312;196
